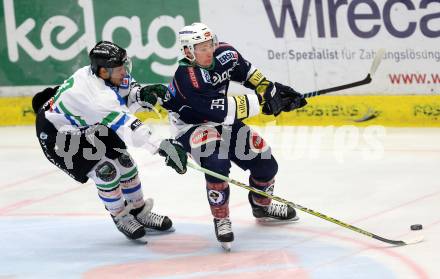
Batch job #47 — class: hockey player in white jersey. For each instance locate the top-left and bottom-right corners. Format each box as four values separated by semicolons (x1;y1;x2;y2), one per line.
34;41;187;240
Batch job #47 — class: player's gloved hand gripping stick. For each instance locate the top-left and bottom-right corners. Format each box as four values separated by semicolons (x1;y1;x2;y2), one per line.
248;49;385;117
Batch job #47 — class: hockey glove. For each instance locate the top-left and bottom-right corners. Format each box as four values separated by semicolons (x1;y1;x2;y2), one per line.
255;81;286;116
247;69;306;116
136;84;168;110
32;86;59;113
158;139;187;174
262;82;307;116
281;85;307;112
246;68;273;104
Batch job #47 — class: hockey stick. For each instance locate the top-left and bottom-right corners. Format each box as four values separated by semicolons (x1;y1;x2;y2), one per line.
187;161;424;246
302;48;386;98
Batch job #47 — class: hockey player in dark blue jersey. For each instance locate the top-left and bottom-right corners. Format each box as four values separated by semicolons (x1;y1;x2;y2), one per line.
148;23;307;250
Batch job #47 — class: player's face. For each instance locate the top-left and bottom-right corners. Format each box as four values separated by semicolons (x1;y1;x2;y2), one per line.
194;40;215;67
108;65;126;86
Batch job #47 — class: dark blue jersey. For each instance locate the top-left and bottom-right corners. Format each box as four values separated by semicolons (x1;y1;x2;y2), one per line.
163;43;260;126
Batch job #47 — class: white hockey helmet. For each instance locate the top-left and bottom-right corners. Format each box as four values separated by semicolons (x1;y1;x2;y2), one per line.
179;22;218;61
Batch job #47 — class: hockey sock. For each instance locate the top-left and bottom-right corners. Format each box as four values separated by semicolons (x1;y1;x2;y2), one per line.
117;154;145;209
206;181;230;218
88;159;124;216
249;176;275;207
121;173;144;209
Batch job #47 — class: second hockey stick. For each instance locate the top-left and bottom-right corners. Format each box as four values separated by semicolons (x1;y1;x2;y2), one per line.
187;161;423;246
302;48;385;98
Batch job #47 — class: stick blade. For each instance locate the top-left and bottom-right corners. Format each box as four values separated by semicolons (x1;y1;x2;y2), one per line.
402;235;425;245
369;48;386;77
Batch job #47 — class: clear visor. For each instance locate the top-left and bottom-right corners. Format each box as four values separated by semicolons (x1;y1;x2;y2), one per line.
194;40;216;54
123;57;132;75
187;35;218;55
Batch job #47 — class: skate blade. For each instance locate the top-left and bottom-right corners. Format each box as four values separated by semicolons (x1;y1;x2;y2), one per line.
129;236;148;245
145;226;176;235
256;215;300;225
220;242;232;252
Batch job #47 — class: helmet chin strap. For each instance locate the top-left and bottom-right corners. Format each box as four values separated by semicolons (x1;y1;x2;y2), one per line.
107;68;113;76
185;47;197;63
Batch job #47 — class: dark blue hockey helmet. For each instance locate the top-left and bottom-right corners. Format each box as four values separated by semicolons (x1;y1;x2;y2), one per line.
89;41;131;75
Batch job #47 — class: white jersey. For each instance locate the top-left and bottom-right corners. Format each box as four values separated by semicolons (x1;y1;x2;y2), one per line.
45;66;161;153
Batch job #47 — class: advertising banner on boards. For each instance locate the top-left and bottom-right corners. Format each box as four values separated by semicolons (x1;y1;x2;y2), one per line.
199;0;439;95
0;0;439;96
0;0;199;94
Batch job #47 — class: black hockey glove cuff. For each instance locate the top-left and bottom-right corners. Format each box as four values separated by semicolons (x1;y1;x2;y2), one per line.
158;139;187;174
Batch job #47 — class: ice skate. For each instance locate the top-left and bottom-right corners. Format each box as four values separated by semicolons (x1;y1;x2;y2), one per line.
112;205;146;240
213;218;234;252
249;193;299;223
131;199;174;234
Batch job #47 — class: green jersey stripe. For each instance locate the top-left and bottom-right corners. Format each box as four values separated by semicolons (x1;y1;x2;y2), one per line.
58;101;87;126
101;111;120;126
